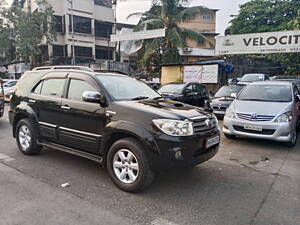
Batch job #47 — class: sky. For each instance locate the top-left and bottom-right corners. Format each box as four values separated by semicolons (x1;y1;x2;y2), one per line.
5;0;249;35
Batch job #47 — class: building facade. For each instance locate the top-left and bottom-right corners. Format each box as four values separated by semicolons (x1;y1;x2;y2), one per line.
178;9;218;62
21;0;116;65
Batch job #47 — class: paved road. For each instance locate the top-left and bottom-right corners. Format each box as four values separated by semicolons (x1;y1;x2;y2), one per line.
0;106;299;225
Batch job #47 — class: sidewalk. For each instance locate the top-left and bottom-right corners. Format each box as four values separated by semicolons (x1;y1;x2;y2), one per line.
0;163;136;225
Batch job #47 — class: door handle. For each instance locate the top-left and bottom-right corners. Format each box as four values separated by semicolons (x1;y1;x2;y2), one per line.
29;99;36;103
61;105;70;110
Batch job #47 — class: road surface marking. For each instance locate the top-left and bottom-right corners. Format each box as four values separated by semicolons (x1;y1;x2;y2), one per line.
151;217;179;225
0;153;15;162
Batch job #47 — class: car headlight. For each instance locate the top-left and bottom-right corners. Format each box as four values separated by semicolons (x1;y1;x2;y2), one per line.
275;112;292;123
153;119;194;136
225;107;236;119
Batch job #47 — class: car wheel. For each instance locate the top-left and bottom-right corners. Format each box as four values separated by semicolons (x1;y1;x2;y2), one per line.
107;138;155;193
284;129;297;147
16;118;42;155
224;133;237;139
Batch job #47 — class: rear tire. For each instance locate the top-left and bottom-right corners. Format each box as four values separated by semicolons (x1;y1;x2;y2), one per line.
107;138;155;193
16;118;42;155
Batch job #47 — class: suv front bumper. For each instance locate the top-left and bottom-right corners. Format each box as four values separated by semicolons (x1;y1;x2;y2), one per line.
223;116;293;142
150;128;220;170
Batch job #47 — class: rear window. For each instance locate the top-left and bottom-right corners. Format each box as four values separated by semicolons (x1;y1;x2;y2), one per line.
15;71;46;96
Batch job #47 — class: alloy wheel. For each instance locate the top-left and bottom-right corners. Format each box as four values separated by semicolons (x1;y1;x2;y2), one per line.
112;149;140;184
18;125;32;150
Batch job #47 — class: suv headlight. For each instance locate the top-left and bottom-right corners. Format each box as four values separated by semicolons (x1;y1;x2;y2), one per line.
153;119;194;136
225;108;236;119
275;112;293;123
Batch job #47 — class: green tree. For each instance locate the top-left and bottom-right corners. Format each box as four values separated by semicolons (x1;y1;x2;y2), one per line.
0;0;56;66
128;0;213;69
229;0;300;74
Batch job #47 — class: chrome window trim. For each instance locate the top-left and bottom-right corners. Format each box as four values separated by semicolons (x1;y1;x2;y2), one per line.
60;126;102;138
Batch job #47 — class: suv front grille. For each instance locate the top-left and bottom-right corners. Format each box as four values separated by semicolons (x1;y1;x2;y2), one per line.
233;125;276;135
236;113;275;122
212;105;227;111
190;116;217;134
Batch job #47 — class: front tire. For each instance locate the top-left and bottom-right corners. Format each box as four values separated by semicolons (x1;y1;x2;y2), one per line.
107;138;155;193
284;128;297;147
16;118;42;155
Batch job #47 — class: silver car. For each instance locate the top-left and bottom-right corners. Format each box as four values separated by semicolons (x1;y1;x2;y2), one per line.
223;81;300;147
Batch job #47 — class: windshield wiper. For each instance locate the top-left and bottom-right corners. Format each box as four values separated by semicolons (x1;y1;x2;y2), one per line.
131;96;149;100
153;96;164;100
239;99;268;102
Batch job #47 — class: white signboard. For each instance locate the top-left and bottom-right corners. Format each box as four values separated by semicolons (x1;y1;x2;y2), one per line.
216;30;300;55
111;28;166;42
183;64;219;84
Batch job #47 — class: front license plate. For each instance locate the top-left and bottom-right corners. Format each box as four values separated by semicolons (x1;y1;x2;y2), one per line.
243;124;262;131
206;136;220;149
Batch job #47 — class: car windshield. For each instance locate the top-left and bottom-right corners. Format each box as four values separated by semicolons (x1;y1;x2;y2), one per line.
96;75;161;101
237;85;292;102
215;86;243;98
158;84;185;94
241;74;264;82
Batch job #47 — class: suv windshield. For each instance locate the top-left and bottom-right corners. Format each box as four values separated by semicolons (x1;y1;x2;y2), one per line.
158;84;185;94
215;86;243;98
96;75;160;101
241;74;265;82
237;85;292;102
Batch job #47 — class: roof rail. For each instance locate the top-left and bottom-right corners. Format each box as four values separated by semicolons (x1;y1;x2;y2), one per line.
32;65;94;73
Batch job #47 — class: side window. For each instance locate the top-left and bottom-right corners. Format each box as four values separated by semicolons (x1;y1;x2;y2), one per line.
67;79;97;102
40;79;66;97
293;85;300;96
195;84;204;93
185;84;193;93
32;81;44;94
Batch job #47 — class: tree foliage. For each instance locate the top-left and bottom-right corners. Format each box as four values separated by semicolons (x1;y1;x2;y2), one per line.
229;0;300;74
128;0;213;70
0;0;56;64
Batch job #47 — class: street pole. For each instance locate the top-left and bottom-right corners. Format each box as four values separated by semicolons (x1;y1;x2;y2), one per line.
67;0;75;65
113;0;117;62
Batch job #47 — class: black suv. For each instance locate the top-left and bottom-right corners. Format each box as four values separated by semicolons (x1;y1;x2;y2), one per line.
0;79;4;117
9;66;220;192
158;82;209;107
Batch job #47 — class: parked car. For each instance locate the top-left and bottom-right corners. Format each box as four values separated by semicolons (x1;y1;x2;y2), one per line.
145;81;161;91
0;79;4;118
238;73;269;85
223;81;300;147
158;82;209;107
273;78;300;90
9;66;220;192
211;85;244;119
3;79;18;102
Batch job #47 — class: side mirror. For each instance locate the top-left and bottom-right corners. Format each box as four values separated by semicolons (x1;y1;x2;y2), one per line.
230;93;237;98
82;91;107;107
